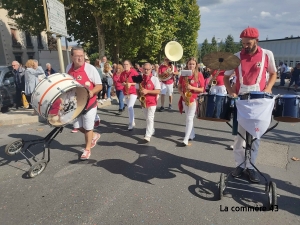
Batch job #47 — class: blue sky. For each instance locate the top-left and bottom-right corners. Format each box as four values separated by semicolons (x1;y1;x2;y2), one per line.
197;0;300;43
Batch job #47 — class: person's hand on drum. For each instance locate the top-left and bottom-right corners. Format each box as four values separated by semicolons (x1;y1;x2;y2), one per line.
229;92;238;98
263;87;272;94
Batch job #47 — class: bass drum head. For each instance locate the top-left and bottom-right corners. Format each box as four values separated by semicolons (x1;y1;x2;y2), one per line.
47;86;89;127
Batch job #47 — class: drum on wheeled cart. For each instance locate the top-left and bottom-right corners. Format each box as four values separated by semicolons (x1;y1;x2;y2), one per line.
198;91;279;210
5;73;89;178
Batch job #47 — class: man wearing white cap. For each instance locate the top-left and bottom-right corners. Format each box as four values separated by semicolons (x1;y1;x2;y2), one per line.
223;27;277;182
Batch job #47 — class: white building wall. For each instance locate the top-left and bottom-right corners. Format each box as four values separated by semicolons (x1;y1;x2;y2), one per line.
259;38;300;67
0;8;48;66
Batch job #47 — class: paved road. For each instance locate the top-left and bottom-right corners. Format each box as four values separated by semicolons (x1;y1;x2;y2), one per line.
0;89;299;225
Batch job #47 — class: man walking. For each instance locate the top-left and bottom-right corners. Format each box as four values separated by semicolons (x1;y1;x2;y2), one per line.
11;61;25;109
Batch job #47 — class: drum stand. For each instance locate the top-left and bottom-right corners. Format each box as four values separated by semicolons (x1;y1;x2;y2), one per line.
220;122;279;210
5;127;64;178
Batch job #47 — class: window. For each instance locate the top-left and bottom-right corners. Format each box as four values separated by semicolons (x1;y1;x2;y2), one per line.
289;61;294;67
37;33;44;49
27;52;35;59
25;32;33;49
13;52;23;64
11;28;21;48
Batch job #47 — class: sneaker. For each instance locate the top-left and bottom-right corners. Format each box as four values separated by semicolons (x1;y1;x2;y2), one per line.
247;169;260;183
118;109;123;115
144;136;150;142
80;149;91;160
230;145;234;150
232;166;244;178
128;122;135;130
103;99;107;102
97;99;103;104
94;118;100;128
71;128;78;133
91;133;101;148
168;104;173;110
107;98;111;101
159;106;164;112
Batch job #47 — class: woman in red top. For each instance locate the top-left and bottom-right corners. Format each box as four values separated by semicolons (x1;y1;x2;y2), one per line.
119;60;138;130
113;64;125;114
178;57;205;146
208;69;227;94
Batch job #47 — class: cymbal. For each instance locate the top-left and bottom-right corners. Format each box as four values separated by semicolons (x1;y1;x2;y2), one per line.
202;51;240;70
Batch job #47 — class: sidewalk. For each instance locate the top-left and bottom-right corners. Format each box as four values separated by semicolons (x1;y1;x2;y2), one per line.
0;96;116;126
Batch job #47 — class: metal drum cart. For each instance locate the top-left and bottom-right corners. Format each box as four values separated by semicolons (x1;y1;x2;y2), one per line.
4;73;89;178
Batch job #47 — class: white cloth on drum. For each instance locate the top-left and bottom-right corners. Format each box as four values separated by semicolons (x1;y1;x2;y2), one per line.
143;106;156;138
209;85;227;94
233;124;259;169
73;106;97;130
160;83;173;96
236;98;274;139
126;94;137;126
182;101;196;145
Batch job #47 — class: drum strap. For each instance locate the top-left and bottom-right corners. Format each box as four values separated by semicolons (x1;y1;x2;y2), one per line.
82;100;97;115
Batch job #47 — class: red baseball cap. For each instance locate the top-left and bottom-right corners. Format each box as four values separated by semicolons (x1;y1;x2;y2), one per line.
240;27;259;39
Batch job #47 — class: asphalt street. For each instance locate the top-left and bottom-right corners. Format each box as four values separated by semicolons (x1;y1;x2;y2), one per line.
0;88;299;225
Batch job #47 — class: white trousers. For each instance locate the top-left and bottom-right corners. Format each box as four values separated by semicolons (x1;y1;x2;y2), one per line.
182;101;196;145
233;124;260;169
126;94;137;125
143;106;156;138
210;85;227;94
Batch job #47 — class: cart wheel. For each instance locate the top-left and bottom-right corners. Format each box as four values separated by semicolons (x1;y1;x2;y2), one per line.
5;139;23;156
268;181;277;210
27;160;47;178
219;173;225;200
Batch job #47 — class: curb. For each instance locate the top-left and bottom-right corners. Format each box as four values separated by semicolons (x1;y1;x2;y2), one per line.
0;98;115;126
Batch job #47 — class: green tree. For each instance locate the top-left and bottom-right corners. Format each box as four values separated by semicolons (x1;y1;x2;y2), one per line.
224;35;236;53
201;38;211;60
210;36;217;52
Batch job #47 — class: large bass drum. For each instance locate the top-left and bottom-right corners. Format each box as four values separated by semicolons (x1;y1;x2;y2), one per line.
273;95;300;122
31;73;89;127
197;93;232;122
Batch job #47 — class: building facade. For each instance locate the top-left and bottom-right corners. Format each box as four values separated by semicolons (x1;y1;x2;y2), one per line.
0;8;48;66
259;37;300;67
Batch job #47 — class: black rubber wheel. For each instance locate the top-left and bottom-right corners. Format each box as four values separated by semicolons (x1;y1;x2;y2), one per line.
219;173;225;200
27;160;47;178
268;181;277;210
5;139;23;156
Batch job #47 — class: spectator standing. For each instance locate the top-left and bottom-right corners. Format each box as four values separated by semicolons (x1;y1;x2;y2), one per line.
11;61;25;109
44;63;56;76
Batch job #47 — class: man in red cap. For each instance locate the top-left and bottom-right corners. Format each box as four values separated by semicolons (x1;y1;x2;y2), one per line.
223;27;277;183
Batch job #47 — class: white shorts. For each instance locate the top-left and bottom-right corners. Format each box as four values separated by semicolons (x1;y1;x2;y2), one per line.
73;106;97;130
160;83;173;96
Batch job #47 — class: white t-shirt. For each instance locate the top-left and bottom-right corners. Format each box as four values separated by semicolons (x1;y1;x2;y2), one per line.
136;76;161;90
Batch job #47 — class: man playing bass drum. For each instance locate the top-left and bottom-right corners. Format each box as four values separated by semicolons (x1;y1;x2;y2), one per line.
223;27;277;182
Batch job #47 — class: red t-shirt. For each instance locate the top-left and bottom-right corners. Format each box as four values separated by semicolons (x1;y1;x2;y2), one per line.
234;46;269;93
113;73;123;91
119;68;139;95
158;64;178;85
179;72;205;103
211;70;225;86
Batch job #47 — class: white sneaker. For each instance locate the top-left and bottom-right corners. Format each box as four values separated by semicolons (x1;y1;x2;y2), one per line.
97;100;103;104
230;145;233;150
103;99;107;102
107;98;111;101
144;136;150;142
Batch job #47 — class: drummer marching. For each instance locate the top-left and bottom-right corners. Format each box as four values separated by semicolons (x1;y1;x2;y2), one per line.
223;27;277;182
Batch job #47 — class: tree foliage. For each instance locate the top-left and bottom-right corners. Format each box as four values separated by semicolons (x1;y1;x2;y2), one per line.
3;0;201;63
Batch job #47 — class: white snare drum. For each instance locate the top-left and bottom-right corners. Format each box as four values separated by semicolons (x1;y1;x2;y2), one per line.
31;73;89;127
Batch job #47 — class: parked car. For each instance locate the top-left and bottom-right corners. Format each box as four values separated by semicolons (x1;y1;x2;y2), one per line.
0;66;16;112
